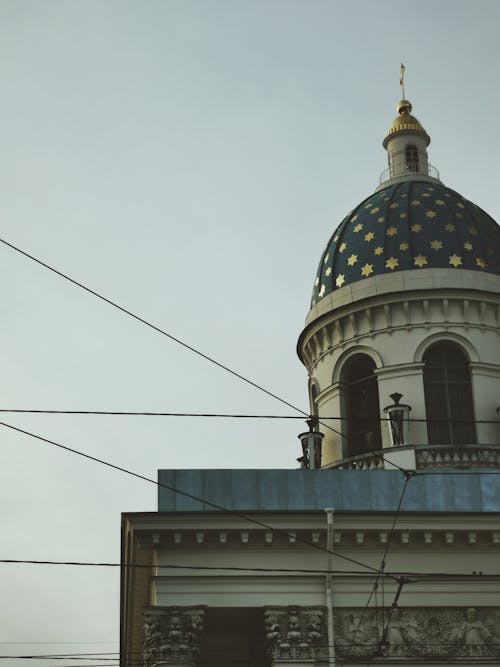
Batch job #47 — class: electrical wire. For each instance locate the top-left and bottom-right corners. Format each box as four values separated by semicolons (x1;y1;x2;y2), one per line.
2;559;499;581
345;473;413;656
0;237;311;418
0;409;497;424
0;559;380;576
0;419;389;579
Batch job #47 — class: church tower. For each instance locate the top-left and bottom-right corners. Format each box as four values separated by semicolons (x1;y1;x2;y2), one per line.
297;76;500;470
121;73;500;667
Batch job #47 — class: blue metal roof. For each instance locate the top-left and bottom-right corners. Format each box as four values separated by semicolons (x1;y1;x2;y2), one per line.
157;469;500;513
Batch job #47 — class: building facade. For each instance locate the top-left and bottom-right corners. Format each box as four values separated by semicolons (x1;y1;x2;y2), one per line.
120;92;500;666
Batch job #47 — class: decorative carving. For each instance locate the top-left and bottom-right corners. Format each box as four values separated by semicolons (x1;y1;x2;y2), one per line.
333;606;500;660
143;606;205;666
264;606;325;661
334;610;379;658
456;607;498;657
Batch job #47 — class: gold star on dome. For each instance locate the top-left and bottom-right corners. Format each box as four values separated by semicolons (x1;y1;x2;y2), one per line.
400;212;407;219
364;232;375;242
315;277;319;286
319;284;326;297
449;254;462;267
351;215;358;222
456;212;463;218
361;263;374;277
386;226;398;237
374;246;384;256
464;242;473;251
411;224;422;233
410;200;421;206
333;235;339;242
422;192;431;198
347;254;358;266
325;267;332;276
445;193;451;197
384;196;390;201
336;274;345;287
468;227;478;236
385;257;399;270
414;254;428;268
378;217;385;223
339;242;347;253
457;202;465;209
476;257;488;269
401;193;408;198
430;240;443;250
428;187;435;191
390;202;399;209
400;242;409;251
425;210;437;219
364;202;373;209
370;207;380;214
354;223;363;233
445;223;456;232
435;199;445;206
323;253;329;263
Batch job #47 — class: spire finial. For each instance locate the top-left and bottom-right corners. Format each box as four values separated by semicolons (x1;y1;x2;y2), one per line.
399;63;406;99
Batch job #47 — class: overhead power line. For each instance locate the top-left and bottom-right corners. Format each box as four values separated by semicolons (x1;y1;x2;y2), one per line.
2;559;499;582
0;409;496;425
0;409;497;424
0;559;379;576
0;237;308;417
0;237;348;438
0;419;388;579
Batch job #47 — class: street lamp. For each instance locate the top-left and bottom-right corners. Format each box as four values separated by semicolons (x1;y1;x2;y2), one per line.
298;417;324;469
383;393;412;447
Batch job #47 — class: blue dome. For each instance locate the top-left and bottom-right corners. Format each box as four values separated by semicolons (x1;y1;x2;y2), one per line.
311;180;500;307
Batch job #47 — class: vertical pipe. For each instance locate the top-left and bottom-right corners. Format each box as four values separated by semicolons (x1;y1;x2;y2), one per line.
325;508;335;665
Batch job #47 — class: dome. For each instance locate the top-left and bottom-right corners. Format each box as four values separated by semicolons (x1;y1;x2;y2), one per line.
311;180;500;307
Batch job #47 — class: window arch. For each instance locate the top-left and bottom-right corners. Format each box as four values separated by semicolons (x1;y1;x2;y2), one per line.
423;342;476;444
405;144;419;172
342;354;381;457
309;381;319;417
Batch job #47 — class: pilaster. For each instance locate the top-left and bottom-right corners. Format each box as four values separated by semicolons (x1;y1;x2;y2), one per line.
143;606;205;667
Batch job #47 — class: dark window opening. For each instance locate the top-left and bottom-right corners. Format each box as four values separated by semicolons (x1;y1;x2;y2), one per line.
405;144;419;172
343;355;381;457
423;343;476;445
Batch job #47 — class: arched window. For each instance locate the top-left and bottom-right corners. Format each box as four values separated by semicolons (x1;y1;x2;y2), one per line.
310;383;319;417
342;354;381;457
423;343;476;444
405;145;419;172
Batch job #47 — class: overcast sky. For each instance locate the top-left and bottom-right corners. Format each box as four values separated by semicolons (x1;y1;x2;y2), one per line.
1;1;499;664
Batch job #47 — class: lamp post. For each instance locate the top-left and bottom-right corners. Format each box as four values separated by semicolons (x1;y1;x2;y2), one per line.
383;393;412;447
298;418;324;469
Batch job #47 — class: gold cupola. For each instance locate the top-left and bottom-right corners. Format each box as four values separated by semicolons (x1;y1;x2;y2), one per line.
383;99;430;148
377;67;440;190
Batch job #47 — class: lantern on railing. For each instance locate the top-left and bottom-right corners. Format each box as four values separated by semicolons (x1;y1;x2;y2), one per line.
383;393;412;447
298;418;324;469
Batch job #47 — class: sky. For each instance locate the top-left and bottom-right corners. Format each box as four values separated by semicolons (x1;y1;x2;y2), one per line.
0;1;499;664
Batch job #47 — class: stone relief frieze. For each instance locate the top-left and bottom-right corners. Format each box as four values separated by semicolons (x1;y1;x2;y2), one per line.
143;606;205;666
264;606;325;661
334;606;500;660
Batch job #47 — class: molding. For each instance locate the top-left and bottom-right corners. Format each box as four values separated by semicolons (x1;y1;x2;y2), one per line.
300;295;498;373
